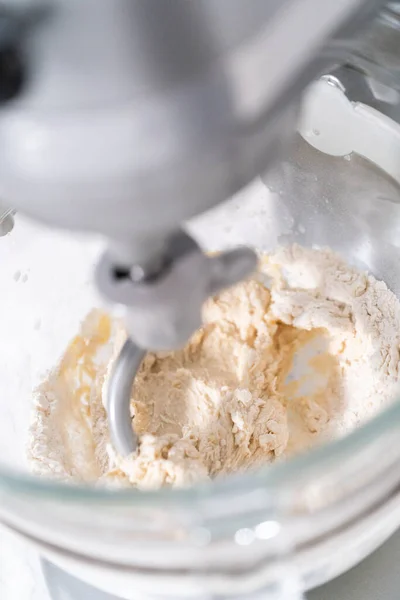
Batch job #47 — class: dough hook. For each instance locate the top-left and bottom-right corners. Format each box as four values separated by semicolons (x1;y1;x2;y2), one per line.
100;231;258;456
106;339;145;456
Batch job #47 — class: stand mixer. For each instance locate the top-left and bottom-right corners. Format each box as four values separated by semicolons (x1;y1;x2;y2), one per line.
2;0;398;455
1;3;400;599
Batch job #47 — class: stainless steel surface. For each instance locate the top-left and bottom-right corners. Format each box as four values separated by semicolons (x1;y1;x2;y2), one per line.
327;6;400;125
330;64;400;124
348;4;400;91
321;2;400;112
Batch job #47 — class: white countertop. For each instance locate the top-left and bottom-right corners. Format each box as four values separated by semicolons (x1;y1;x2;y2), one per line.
0;526;49;600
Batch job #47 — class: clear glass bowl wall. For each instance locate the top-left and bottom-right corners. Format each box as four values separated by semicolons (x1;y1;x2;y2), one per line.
1;134;400;600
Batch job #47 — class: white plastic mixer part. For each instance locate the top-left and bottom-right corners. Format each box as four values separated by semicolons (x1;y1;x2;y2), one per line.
299;77;400;186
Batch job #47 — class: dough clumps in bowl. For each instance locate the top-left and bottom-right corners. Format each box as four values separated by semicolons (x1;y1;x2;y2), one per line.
29;245;400;489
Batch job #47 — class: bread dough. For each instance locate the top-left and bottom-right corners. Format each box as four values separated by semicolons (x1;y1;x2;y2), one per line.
29;245;400;489
104;276;289;488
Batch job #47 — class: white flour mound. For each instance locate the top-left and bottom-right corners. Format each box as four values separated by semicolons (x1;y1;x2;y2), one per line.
28;245;400;489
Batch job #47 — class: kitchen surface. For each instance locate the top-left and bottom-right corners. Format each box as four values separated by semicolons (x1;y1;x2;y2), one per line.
1;527;49;600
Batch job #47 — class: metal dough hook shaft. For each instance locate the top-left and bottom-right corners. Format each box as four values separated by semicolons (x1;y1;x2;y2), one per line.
107;339;145;456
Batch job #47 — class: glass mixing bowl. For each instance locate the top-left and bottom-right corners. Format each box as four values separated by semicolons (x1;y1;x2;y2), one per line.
1;79;400;600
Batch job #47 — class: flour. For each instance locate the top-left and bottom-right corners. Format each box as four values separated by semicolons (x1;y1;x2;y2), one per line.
28;245;400;488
